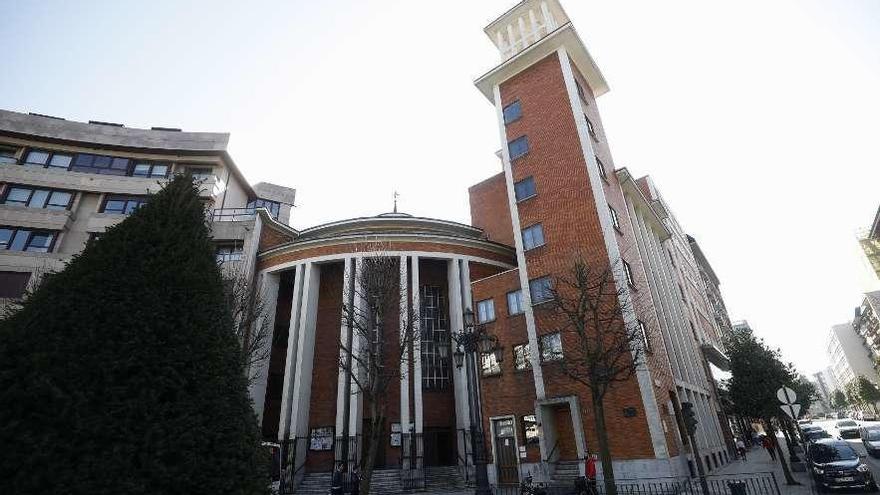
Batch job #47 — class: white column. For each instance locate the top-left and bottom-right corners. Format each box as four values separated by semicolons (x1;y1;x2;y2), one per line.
249;271;281;424
517;16;528;49
288;263;322;442
528;9;540;42
278;264;305;441
349;258;365;436
448;258;471;464
540;1;556;30
411;255;424;434
506;24;517;54
335;257;355;434
400;256;411;435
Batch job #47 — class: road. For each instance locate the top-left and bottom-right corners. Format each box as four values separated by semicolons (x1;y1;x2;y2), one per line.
805;418;880;483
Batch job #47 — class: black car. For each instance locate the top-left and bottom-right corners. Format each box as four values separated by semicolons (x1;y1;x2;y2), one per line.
808;439;877;492
804;429;833;444
861;427;880;458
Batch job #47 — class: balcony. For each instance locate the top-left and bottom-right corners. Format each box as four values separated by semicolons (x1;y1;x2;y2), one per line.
210;208;257;222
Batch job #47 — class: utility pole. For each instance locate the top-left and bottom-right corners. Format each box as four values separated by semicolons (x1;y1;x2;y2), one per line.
681;402;710;495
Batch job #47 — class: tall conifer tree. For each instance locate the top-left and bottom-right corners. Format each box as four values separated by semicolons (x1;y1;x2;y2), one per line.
0;175;266;494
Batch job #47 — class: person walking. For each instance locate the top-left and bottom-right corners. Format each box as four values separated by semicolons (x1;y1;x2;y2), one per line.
735;437;747;461
330;462;344;495
761;435;777;461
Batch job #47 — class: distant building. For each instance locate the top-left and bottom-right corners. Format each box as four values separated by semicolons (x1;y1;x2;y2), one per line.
854;291;880;361
811;371;833;410
827;323;877;388
858;206;880;290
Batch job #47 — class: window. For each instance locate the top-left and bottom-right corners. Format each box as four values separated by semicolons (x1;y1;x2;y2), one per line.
481;352;501;376
187;166;215;180
131;162;169;178
622;260;635;288
678;284;686;301
72;153;130;176
476;298;495;323
0;271;31;298
522;415;540;445
585;116;598;141
2;185;73;210
0;227;57;252
24;149;50;166
529;276;552;304
48;153;72;169
514;343;532;370
540;333;563;362
507;290;524;315
609;204;621;231
596;156;608;181
503;100;522;124
421;285;451;391
514;176;536;202
248;198;281;220
0;146;17;164
101;195;148;215
508;136;529;160
216;244;243;263
638;320;651;353
522;224;545;251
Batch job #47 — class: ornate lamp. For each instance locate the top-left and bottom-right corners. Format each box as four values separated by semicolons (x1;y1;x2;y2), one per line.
453;346;465;369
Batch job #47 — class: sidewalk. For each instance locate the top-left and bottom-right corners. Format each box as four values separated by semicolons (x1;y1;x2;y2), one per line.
716;437;813;495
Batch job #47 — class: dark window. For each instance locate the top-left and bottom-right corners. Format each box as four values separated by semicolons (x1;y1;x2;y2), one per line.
522;415;540;444
503;100;522;124
0;271;31;298
596;156;608;181
540;333;563;361
216;244;243;263
132;162;169;178
507;290;523;315
0;226;57;252
529;276;552;304
476;298;495;323
638;320;651;353
679;284;686;301
248;198;281;219
514;176;536;202
102;195;148;215
522;223;545;251
0;146;18;164
508;136;529;160
622;260;635;288
187;166;215;180
609;204;621;231
72;153;130;176
2;185;73;210
514;343;532;370
421;285;450;391
585;116;598;141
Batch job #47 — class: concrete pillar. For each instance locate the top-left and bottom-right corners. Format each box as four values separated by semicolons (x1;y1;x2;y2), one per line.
448;258;471;465
335;257;355;434
540;1;556;30
517;16;528;48
288;263;322;444
506;24;517;53
528;9;540;41
400;255;411;437
249;271;281;424
278;264;305;441
411;255;424;434
349;258;365;436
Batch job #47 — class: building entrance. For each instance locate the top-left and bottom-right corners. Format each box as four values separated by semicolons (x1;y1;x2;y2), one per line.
493;418;519;484
423;427;455;466
552;406;578;461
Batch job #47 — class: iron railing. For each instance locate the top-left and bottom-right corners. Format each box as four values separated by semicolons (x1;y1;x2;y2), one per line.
279;437;308;495
400;433;425;490
491;472;780;495
333;435;362;493
210;207;257;222
457;428;473;484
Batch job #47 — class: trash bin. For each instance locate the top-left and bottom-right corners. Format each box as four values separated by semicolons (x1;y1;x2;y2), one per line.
728;481;747;495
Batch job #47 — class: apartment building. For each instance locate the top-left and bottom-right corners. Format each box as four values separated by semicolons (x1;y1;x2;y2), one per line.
0;109;296;298
827;323;877;388
858;206;880;290
854;291;880;361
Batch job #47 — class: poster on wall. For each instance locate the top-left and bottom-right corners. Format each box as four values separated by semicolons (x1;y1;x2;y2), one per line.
310;426;334;451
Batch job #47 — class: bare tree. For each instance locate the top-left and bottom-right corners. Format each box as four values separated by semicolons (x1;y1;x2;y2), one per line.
338;255;420;495
220;263;272;384
540;258;647;495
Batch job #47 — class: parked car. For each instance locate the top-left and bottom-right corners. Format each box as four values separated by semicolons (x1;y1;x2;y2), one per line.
799;418;813;426
808;439;877;492
861;427;880;458
801;425;823;441
805;429;833;445
836;420;861;439
862;411;878;422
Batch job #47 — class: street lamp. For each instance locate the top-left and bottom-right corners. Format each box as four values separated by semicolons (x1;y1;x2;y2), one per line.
451;307;501;495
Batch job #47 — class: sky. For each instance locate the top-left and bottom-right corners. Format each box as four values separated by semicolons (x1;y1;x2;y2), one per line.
2;0;879;374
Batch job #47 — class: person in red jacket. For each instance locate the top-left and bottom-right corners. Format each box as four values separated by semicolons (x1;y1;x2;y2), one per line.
585;454;598;494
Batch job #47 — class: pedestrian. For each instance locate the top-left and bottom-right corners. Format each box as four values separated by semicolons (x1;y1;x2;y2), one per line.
735;437;747;461
351;466;361;495
761;435;776;461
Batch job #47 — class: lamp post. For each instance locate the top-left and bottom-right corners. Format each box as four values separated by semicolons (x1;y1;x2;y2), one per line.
452;308;502;495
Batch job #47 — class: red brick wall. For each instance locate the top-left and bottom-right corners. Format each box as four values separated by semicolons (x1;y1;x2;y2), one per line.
469;172;515;247
469;261;506;284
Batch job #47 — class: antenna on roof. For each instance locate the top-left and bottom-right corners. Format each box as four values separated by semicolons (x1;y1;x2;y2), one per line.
393;190;400;213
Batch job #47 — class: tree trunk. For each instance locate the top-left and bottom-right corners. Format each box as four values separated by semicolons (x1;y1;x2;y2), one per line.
765;419;798;485
592;391;617;495
360;400;385;495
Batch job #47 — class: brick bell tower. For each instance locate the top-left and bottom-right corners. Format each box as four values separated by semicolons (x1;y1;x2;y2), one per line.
470;0;683;482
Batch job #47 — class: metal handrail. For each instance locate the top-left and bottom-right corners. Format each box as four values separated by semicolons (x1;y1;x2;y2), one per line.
544;440;560;463
210;207;256;222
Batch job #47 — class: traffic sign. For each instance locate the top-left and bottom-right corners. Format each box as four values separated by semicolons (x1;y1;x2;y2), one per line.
781;403;801;419
777;386;797;404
